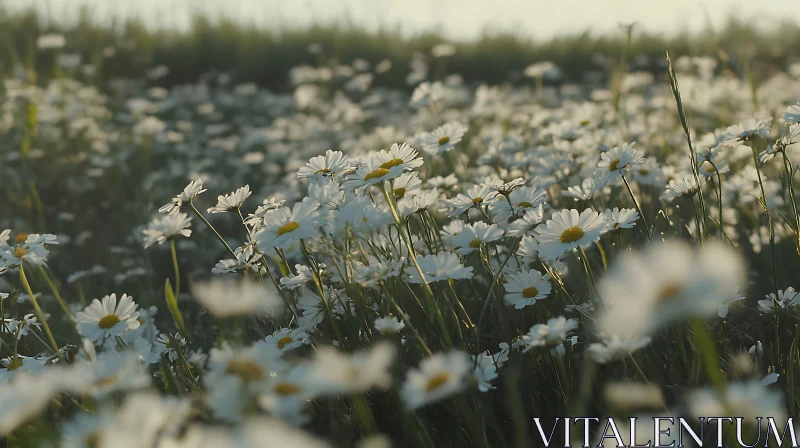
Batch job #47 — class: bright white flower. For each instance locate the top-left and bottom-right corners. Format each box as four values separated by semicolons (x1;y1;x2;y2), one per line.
659;176;700;201
280;265;313;290
587;334;652;364
297;150;352;182
402;351;471;409
421;122;467;155
192;278;283;318
758;287;800;313
595;142;647;185
75;293;140;345
718;117;772;145
264;327;310;353
451;222;504;255
517;235;539;263
515;317;578;351
535;209;607;260
344;143;423;191
688;380;786;423
405;252;473;284
409;81;444;108
781;103;800;125
142;213;191;248
65;352;151;399
159;179;206;215
603;207;639;231
473;343;509;392
374;316;405;334
503;268;552;308
307;342;395;395
207;185;252;214
445;184;500;216
490;186;548;222
255;199;320;250
0;233;59;270
563;177;599;201
386;172;422;201
596;240;745;339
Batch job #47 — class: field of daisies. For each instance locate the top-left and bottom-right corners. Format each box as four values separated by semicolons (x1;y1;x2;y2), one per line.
4;31;800;447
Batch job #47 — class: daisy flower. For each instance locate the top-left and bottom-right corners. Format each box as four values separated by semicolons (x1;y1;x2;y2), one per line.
450;222;504;255
75;293;141;344
515;316;578;351
518;235;539;262
445;184;500;216
503;268;551;308
659;176;700;202
472;343;509;393
587;334;652;364
595;142;647;185
402;351;471;410
153;333;186;362
264;327;310;353
534;209;607;260
343;143;422;191
409;81;444;108
374;316;405;334
757;287;800;313
490;185;548;221
421;122;467;155
207;185;252;214
255;198;320;250
0;233;59;269
192;278;282;318
386;172;422;200
563;177;598;201
405;252;473;284
297;149;351;182
158;179;206;215
307;343;395;395
142;213;192;248
66;352;152;399
781;103;800;125
603;207;639;231
718;117;772;145
279;265;313;290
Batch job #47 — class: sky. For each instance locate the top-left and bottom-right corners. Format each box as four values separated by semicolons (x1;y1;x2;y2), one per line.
8;0;800;40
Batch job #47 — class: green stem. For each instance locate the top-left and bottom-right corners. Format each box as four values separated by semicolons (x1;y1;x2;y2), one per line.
621;174;651;240
169;240;180;297
188;202;237;258
19;265;64;363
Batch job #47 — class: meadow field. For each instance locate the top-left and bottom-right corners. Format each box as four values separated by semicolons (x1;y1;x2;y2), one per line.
3;6;800;447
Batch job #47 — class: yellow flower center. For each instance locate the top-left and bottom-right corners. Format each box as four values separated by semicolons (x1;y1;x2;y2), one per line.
277;336;294;350
522;286;539;298
98;314;120;329
273;382;302;396
7;357;23;370
13;246;28;258
277;221;300;236
94;375;119;388
517;201;533;208
559;226;585;243
425;372;452;392
608;158;621;171
656;283;682;305
225;359;265;381
471;197;484;204
579;119;591;126
438;136;450;145
364;168;390;181
380;158;404;170
314;168;331;175
469;238;483;248
638;168;650;176
704;165;715;173
14;233;28;243
394;187;407;199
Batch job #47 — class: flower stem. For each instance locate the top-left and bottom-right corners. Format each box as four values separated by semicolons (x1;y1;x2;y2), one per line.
169;239;180;297
621;174;651;241
19;265;64;363
188;202;237;258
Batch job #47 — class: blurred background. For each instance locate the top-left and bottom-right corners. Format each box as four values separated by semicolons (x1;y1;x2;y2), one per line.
2;0;800;90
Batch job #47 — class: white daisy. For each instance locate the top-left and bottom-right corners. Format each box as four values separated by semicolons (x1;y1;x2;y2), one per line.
603;207;640;231
450;222;504;255
535;209;607;260
758;287;800;313
207;185;252;214
142;213;192;248
503;268;552;308
402;351;471;409
515;316;578;351
405;252;473;284
255;198;320;250
374;316;405;334
158;179;206;215
297;149;352;182
75;293;140;345
421;122;468;155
